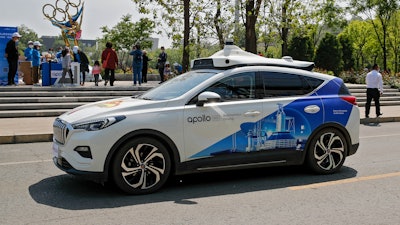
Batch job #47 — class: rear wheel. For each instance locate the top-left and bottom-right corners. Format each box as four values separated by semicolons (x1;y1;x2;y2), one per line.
306;128;347;174
111;137;171;194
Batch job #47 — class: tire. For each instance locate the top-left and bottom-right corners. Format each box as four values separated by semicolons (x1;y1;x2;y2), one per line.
306;128;347;174
111;137;171;194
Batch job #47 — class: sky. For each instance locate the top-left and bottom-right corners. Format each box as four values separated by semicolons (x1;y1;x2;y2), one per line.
0;0;171;47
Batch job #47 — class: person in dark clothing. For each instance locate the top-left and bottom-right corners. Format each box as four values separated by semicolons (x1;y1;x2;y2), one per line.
4;32;21;85
129;44;143;86
101;42;119;86
157;46;167;83
72;46;89;86
142;50;151;83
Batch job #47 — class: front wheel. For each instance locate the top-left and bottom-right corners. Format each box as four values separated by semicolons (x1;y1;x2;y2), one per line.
306;128;347;174
111;138;171;194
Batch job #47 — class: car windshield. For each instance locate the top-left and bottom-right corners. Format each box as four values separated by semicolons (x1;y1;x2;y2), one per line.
138;71;217;100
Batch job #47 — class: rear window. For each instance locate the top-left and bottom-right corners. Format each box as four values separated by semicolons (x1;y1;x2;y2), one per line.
304;76;324;90
338;83;352;95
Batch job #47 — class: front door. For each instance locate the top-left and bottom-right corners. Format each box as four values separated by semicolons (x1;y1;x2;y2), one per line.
183;72;264;162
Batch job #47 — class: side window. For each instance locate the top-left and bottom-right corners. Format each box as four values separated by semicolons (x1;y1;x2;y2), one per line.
205;72;255;101
304;76;324;90
260;72;312;98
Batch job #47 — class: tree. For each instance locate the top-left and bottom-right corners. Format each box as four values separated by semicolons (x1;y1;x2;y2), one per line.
350;0;399;71
340;20;374;70
388;11;400;73
133;0;206;72
338;35;355;71
264;0;311;56
204;0;234;49
100;15;155;73
17;25;41;54
287;35;314;61
315;33;342;75
101;15;154;51
244;0;263;53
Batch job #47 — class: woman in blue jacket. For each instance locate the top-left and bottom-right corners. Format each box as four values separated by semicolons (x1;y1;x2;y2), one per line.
32;41;42;86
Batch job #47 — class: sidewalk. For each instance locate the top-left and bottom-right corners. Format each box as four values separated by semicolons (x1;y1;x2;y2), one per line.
1;105;399;144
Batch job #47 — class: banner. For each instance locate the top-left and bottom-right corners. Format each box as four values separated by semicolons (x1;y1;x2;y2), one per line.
0;26;18;86
42;62;63;86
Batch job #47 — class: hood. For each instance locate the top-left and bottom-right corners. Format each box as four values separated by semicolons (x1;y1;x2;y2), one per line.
58;97;167;123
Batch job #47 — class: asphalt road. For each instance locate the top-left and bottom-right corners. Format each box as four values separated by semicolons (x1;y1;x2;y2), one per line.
1;122;400;225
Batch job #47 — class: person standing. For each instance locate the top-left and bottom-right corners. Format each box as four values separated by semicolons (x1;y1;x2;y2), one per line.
4;32;21;85
129;44;143;86
24;41;33;61
32;41;42;86
157;46;167;83
365;64;383;118
72;46;89;86
101;42;118;86
61;47;73;85
142;50;151;83
55;46;63;63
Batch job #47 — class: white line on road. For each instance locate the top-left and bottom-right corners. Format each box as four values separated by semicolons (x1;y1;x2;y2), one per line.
360;133;400;139
0;159;53;166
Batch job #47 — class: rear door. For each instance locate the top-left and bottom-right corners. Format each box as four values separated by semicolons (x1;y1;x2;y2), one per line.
257;71;324;161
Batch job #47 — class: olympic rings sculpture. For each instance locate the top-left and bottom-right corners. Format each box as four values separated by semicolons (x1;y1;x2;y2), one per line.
42;0;81;23
42;0;84;46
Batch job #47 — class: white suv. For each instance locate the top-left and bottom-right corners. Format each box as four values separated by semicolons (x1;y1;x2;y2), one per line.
52;43;360;194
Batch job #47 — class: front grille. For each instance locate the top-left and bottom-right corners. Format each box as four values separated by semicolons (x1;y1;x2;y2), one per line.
59;157;73;169
53;119;68;144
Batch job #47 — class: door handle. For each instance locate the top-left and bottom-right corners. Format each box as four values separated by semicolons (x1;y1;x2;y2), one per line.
304;105;320;114
244;111;261;117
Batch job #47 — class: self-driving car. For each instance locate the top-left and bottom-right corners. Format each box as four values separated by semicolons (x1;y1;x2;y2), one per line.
52;42;359;194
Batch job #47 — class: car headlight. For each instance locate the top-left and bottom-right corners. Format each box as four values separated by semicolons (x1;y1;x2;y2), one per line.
72;116;126;131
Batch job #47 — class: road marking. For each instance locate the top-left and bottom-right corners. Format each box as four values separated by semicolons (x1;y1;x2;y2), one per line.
360;133;400;139
289;172;400;191
0;159;53;166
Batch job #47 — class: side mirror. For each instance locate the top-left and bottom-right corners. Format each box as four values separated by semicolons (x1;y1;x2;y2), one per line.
196;91;221;107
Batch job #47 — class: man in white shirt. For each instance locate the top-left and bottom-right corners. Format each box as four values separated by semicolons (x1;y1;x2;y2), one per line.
365;64;383;118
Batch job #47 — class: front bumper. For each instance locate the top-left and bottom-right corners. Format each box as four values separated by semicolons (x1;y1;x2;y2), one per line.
53;157;108;183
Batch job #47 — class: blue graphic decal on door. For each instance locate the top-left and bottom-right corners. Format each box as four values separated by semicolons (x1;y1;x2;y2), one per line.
190;103;313;158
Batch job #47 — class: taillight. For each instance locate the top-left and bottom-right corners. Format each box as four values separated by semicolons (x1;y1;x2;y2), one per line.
340;96;357;105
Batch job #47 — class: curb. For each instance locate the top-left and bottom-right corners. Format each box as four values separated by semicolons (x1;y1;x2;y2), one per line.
0;134;53;144
1;116;399;145
360;116;400;124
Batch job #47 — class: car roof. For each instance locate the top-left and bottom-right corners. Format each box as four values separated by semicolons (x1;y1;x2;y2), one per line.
191;43;315;71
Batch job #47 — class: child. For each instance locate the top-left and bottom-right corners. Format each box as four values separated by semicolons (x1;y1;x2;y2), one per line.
61;47;73;85
163;61;171;81
92;60;101;86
